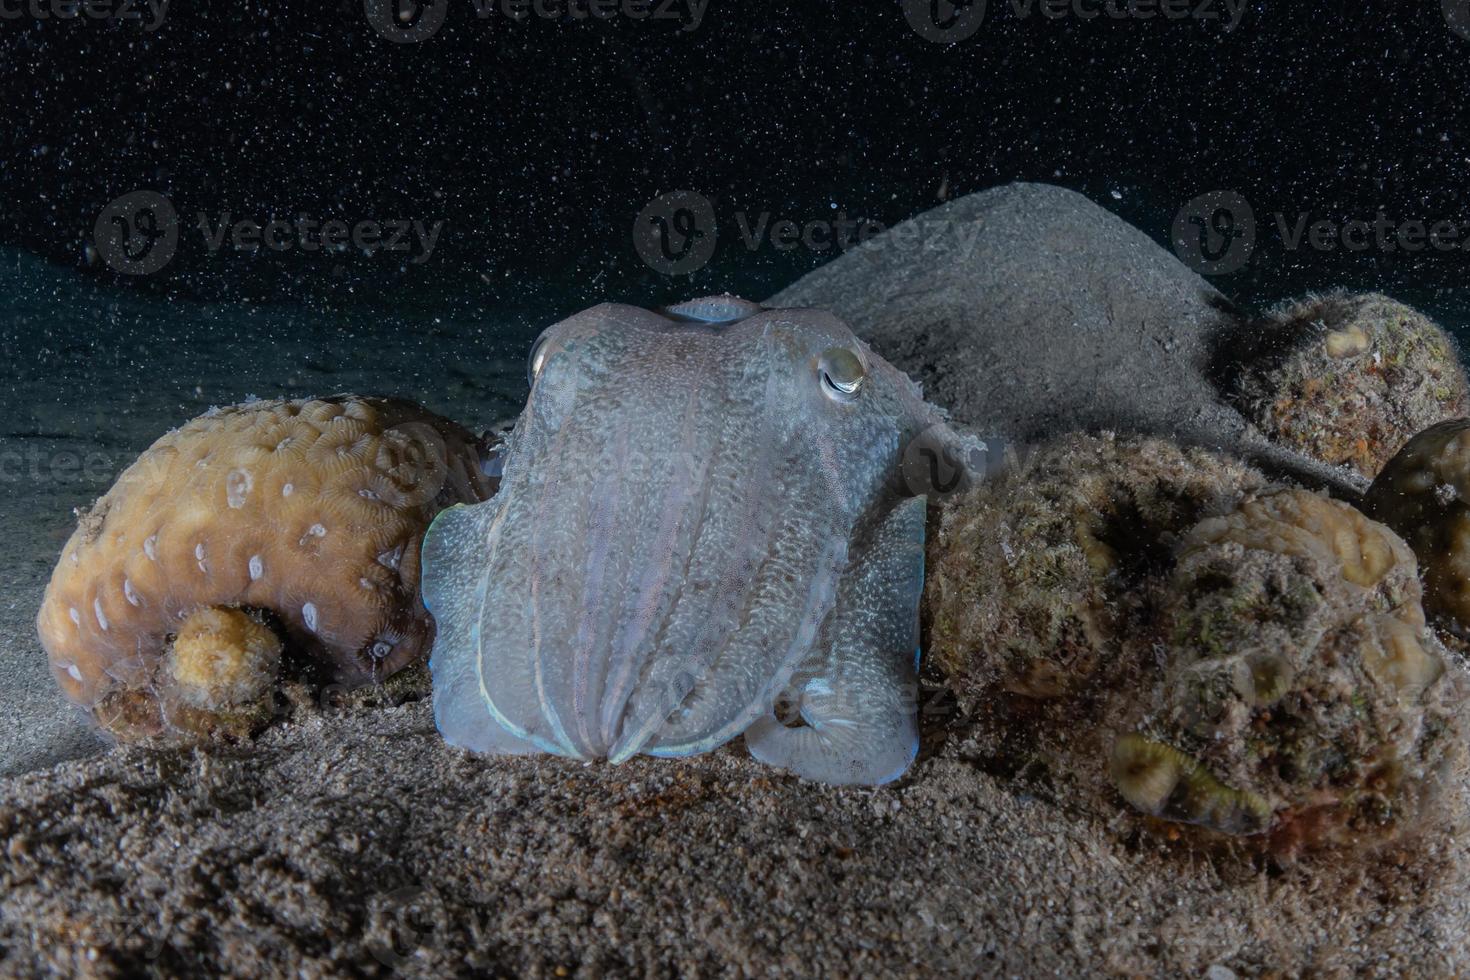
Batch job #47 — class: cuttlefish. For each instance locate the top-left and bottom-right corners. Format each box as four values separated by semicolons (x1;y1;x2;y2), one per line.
421;296;984;785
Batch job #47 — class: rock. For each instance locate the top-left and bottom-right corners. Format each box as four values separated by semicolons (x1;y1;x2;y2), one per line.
1226;292;1469;479
925;432;1267;705
927;440;1467;849
768;182;1363;494
1365;418;1470;632
1136;489;1464;846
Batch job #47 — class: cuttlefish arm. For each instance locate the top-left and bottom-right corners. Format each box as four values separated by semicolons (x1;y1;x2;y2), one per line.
421;497;542;755
745;495;925;786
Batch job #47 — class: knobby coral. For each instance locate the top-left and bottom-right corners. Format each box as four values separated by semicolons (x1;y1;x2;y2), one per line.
37;395;494;739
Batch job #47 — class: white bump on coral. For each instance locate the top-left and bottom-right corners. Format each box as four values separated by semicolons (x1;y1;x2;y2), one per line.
248;555;264;581
303;602;319;632
93;598;108;632
226;468;254;509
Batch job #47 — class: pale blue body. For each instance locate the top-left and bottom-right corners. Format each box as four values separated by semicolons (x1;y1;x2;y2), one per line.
421;296;975;785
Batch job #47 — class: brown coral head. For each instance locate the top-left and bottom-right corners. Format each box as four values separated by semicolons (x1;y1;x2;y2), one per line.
1157;486;1464;849
1365;418;1470;633
36;395;495;740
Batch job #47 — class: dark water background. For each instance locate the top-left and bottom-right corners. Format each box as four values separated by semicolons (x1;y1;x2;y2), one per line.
1;1;1469;472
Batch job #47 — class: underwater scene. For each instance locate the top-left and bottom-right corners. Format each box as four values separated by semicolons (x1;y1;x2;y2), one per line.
4;2;1470;976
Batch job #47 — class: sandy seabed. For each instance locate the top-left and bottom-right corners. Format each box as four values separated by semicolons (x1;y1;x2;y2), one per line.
1;694;1467;977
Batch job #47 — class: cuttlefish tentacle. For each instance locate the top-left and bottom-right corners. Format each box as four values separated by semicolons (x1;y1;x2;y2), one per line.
744;495;926;786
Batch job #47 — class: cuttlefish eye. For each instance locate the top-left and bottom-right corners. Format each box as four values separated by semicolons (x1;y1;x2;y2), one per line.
818;347;866;402
527;334;551;386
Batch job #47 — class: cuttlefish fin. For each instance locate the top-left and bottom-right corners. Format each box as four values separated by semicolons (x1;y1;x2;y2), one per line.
744;495;925;786
423;502;541;756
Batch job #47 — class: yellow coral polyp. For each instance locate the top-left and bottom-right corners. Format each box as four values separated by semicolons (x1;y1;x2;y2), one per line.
168;607;282;709
1364;614;1445;695
1323;325;1371;359
1182;489;1407;589
1110;734;1272;836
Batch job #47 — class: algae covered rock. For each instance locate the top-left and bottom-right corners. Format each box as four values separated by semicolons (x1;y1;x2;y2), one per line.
1229;292;1468;478
925;432;1267;704
928;438;1468;849
1127;489;1464;842
1364;418;1470;634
